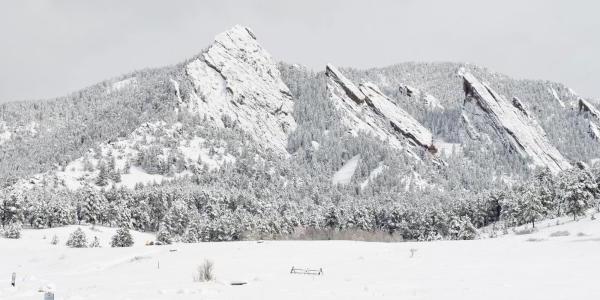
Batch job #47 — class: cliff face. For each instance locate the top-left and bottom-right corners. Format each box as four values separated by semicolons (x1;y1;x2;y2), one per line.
181;25;296;155
326;64;433;153
462;72;571;174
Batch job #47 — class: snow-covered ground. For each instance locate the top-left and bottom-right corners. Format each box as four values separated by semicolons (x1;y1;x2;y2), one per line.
2;216;600;300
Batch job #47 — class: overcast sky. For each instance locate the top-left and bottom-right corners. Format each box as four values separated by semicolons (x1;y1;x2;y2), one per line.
1;0;599;103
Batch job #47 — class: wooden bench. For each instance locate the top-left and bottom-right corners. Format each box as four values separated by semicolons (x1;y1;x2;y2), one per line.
290;266;323;275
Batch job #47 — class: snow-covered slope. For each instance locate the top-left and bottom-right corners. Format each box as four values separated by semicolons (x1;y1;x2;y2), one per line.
180;25;296;155
331;154;361;185
462;72;571;174
326;64;433;151
9;121;236;192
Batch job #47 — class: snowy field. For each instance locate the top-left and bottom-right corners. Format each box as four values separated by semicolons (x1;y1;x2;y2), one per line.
2;216;600;300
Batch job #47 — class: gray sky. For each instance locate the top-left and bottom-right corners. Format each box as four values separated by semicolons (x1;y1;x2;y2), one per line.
1;0;599;103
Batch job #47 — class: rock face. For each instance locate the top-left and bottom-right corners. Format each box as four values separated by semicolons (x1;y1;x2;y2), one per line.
182;25;296;155
589;121;600;140
462;72;571;174
399;84;444;110
326;64;434;151
579;99;600;121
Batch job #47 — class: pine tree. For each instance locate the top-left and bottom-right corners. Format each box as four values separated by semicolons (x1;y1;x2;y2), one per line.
66;228;88;248
96;161;109;186
3;222;22;239
111;228;134;247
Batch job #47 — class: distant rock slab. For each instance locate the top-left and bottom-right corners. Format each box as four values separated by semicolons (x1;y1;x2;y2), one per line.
325;64;433;154
462;72;571;174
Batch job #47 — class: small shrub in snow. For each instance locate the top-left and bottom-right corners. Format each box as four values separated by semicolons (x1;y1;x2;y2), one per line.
193;259;215;282
526;238;545;242
51;235;59;245
111;228;134;247
549;230;570;237
577;232;587;237
409;248;418;258
89;236;101;248
514;227;537;235
3;223;22;239
66;228;88;248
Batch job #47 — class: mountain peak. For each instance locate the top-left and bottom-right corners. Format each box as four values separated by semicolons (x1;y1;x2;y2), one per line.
181;25;296;155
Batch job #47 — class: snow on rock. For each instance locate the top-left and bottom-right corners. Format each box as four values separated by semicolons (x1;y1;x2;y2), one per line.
332;154;360;185
109;77;137;93
183;25;296;155
578;98;600;121
360;163;387;190
169;78;183;105
360;82;434;148
399;84;444;110
589;121;600;141
310;140;320;151
548;87;565;107
0;121;11;145
461;112;482;141
462;72;571;174
326;64;433;153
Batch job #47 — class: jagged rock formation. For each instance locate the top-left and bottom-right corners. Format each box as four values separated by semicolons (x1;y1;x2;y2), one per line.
548;87;566;108
360;83;433;148
399;84;444;110
326;64;433;151
589;120;600;140
579;98;600;121
181;25;296;155
462;72;571;174
511;97;530;118
577;99;600;141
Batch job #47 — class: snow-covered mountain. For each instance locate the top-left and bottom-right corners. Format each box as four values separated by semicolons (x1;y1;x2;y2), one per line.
1;25;600;241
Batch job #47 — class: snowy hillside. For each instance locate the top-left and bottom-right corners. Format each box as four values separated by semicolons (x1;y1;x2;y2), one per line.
2;214;600;300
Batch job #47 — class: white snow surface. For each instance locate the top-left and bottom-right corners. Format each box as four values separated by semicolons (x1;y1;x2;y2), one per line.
4;216;600;300
331;154;360;185
463;72;571;174
183;25;296;155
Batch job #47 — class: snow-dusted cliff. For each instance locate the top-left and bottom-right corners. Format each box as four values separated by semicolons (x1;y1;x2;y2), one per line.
325;64;433;151
462;72;571;174
181;25;296;155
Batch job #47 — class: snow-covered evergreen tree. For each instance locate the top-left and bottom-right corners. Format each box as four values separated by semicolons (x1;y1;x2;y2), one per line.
66;228;88;248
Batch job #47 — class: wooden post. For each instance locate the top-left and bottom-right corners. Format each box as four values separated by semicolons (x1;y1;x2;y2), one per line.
11;272;16;287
